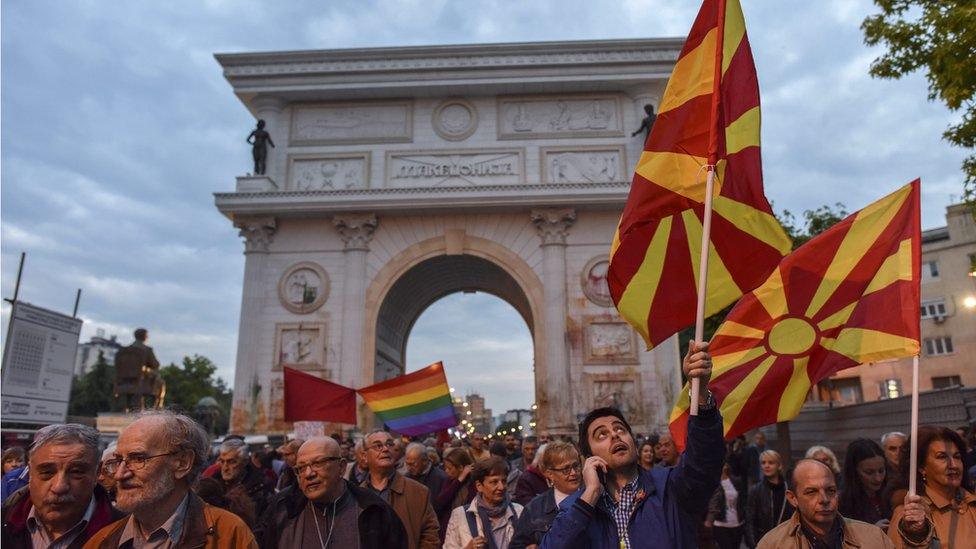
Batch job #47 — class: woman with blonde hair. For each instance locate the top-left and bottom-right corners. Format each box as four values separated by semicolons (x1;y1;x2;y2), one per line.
511;442;582;549
806;445;841;475
744;449;794;547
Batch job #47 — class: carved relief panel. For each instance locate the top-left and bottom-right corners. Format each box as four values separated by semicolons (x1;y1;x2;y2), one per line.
542;146;625;184
287;153;369;190
290;101;413;145
432;99;478;141
274;323;327;371
581;256;613;308
586;373;643;419
582;317;638;364
277;262;329;314
386;149;524;187
497;94;624;139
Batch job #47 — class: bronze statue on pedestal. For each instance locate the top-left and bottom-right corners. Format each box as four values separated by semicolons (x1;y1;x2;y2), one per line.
113;328;165;412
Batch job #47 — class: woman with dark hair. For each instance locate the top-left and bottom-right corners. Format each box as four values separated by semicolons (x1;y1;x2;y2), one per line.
706;461;747;549
436;447;477;542
638;440;656;471
1;447;25;474
839;438;890;528
889;425;976;547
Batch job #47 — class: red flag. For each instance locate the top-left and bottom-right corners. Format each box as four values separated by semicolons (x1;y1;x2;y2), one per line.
283;367;357;424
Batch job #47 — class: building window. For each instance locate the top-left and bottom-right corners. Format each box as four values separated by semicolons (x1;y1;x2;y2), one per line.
879;379;902;399
833;378;864;405
921;260;940;281
932;375;962;389
920;298;948;319
924;337;955;356
968;254;976;277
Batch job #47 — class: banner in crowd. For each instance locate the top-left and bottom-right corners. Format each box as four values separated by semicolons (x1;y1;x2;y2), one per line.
357;361;459;436
669;180;922;446
282;367;357;424
608;0;791;349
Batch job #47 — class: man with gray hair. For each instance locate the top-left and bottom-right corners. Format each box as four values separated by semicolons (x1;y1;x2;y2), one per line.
274;439;304;493
880;431;906;469
2;423;123;548
404;442;447;506
212;438;273;519
84;411;256;548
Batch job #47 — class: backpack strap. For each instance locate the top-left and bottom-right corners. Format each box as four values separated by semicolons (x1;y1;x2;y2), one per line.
465;508;480;539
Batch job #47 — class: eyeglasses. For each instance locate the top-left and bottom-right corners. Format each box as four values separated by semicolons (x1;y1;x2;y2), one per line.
548;463;582;475
102;451;178;474
293;456;342;476
366;440;396;452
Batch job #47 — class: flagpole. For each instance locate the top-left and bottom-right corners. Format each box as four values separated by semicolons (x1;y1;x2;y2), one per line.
690;167;716;416
908;353;920;496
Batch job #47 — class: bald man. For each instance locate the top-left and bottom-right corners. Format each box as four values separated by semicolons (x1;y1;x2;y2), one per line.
256;436;407;548
757;459;893;548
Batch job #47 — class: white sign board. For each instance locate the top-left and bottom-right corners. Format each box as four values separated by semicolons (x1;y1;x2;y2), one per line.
1;302;83;424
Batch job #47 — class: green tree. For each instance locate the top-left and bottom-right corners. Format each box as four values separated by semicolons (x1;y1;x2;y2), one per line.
159;355;232;434
68;351;116;417
862;1;976;207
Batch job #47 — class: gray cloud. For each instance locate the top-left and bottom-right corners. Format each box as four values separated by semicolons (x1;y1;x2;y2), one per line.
1;1;968;411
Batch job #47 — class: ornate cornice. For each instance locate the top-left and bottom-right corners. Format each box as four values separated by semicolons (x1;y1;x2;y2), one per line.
216;181;630;200
531;208;577;246
234;216;277;253
333;214;378;251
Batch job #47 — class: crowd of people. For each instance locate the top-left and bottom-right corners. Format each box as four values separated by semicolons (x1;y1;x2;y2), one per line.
2;345;976;547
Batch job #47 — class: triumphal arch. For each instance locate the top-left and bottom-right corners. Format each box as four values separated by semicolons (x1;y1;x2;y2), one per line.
215;38;685;435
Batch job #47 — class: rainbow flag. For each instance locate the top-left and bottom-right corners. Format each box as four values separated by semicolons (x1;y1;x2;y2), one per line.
358;361;458;436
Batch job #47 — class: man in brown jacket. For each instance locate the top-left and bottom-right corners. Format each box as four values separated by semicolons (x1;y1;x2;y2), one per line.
84;411;256;548
362;430;440;549
757;459;893;548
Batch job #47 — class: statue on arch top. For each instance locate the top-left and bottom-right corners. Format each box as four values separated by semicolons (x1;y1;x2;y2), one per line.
631;104;657;142
247;119;275;175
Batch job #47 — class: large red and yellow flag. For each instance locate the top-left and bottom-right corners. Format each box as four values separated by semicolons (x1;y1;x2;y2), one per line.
669;181;922;446
609;0;791;348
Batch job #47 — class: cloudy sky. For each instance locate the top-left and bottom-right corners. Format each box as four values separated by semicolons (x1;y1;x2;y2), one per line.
1;1;968;415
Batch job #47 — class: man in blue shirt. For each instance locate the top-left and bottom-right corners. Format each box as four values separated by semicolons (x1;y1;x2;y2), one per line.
542;341;724;549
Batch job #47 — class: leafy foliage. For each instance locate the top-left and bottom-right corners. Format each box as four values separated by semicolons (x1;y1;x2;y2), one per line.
68;351;116;417
862;0;976;207
495;420;521;436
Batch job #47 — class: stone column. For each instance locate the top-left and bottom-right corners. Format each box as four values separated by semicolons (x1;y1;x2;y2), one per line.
531;208;576;432
251;95;287;184
333;214;378;389
231;216;276;432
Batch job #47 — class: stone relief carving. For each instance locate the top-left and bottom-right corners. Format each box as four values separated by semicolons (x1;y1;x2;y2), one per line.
581;256;613;308
498;95;623;139
277;262;329;314
432;99;478;141
543;146;624;184
274;323;326;371
588;374;642;418
288;154;369;190
387;149;523;187
290;101;412;145
583;318;638;364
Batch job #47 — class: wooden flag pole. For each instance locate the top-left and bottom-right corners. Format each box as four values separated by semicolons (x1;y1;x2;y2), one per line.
908;354;920;495
690;166;717;416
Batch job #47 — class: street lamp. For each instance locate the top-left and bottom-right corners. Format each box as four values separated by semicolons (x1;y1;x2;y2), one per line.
964;296;976;309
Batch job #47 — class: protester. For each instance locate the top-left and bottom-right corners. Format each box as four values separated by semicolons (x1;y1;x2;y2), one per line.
511;442;581;549
405;442;448;505
744;449;794;547
654;434;679;467
97;446;118;504
274;438;303;493
212;439;274;519
250;447;278;486
444;456;523;549
705;462;746;549
255;436;407;548
806;445;842;480
1;464;30;502
470;433;491;462
436;448;477;542
757;459;894;548
637;440;655;471
889;426;976;548
490;441;509;460
1;424;121;548
512;442;548;505
541;340;723;548
508;436;540;493
504;435;523;465
744;432;767;488
361;430;440;549
2;447;26;474
880;432;906;470
426;446;441;468
343;439;369;485
838;438;890;528
86;411;256;548
195;476;257;526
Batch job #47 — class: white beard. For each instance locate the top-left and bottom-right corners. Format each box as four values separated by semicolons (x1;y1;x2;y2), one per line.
115;472;176;514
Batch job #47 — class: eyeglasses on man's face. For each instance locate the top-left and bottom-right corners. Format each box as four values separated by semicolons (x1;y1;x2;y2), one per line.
293;456;342;476
366;440;396;452
102;451;178;475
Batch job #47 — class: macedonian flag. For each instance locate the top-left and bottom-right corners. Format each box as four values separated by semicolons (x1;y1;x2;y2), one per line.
669;181;922;446
608;0;791;348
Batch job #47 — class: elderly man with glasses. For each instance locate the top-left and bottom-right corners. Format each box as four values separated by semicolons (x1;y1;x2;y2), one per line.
212;439;274;519
84;411;255;548
361;430;440;549
256;436;407;548
2;424;123;549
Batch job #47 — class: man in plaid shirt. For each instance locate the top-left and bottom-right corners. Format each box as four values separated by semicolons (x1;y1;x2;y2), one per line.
541;341;725;549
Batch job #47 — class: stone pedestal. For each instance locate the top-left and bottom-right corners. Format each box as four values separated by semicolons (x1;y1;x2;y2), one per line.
236;175;279;193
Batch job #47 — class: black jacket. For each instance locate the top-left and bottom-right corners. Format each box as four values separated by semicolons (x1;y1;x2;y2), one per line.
744;476;794;547
706;474;747;526
406;465;448;506
510;488;560;549
213;464;273;519
255;480;407;549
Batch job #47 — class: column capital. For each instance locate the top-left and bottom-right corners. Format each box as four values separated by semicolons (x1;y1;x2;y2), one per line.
251;94;287;114
531;208;577;246
234;216;276;253
333;213;378;251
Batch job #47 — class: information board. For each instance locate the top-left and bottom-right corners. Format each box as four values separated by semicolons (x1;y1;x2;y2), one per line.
1;302;83;424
